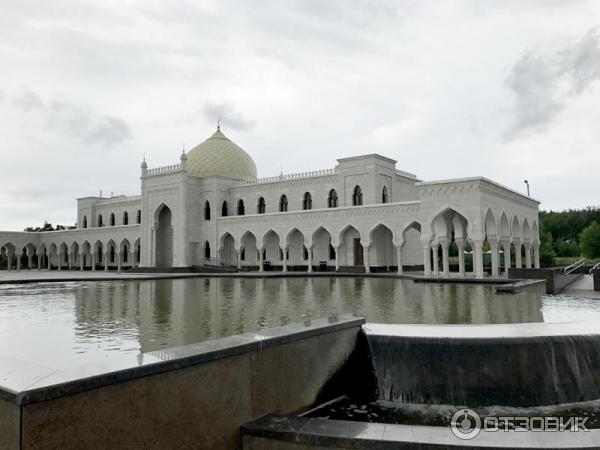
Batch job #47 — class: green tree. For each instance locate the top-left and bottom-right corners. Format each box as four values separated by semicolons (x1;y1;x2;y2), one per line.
539;231;556;266
580;222;600;259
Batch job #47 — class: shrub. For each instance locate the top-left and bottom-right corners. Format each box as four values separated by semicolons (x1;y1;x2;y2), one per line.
580;222;600;259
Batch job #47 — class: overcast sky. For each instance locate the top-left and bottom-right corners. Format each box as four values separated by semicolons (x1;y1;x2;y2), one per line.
1;1;600;230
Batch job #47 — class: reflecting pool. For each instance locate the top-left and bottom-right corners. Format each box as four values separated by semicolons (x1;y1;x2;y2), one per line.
1;277;599;369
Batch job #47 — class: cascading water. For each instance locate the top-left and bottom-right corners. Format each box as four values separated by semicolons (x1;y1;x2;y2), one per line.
363;322;600;408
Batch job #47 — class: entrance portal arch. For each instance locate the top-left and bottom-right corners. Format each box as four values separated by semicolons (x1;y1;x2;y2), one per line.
155;204;173;267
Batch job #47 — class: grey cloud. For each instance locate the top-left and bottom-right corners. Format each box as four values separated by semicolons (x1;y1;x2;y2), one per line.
202;102;255;130
13;88;44;111
505;26;600;138
85;116;132;147
9;88;132;147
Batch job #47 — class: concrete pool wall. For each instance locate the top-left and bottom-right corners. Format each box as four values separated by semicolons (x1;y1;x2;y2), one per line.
0;316;364;450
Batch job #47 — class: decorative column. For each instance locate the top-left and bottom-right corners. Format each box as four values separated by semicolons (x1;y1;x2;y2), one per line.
439;241;449;278
91;252;96;271
259;248;264;273
456;239;465;277
533;242;540;269
396;242;404;275
307;244;313;273
117;250;122;272
27;252;32;270
363;242;370;273
38;252;43;271
524;242;532;269
489;239;499;278
6;254;11;271
16;252;22;271
79;253;84;271
282;247;288;272
514;240;522;268
236;248;242;270
472;240;484;279
104;251;109;271
502;240;511;272
422;243;432;276
334;245;340;272
130;250;135;270
57;252;62;271
431;243;439;276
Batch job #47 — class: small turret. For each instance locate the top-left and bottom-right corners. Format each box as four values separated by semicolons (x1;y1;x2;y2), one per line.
141;157;148;177
180;148;188;171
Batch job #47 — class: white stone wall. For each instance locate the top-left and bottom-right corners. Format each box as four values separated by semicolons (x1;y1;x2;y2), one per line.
1;152;541;276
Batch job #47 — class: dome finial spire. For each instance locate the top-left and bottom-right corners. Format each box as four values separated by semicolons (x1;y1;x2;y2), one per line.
217;117;221;131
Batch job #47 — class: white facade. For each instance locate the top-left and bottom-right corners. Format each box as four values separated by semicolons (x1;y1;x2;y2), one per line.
0;128;541;278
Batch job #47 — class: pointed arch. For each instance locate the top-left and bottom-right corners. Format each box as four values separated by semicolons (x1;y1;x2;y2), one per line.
122;211;129;225
219;232;237;265
154;203;173;267
352;185;363;206
499;211;510;239
279;194;288;212
263;229;282;265
257;197;266;214
484;208;497;240
204;201;211;220
302;192;312;210
369;223;395;270
237;199;245;216
327;189;338;208
339;225;362;267
381;186;388;204
221;201;228;217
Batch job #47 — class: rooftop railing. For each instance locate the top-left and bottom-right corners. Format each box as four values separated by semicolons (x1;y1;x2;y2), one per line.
242;167;337;185
146;164;183;176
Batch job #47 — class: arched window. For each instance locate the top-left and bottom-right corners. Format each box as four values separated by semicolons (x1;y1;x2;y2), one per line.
327;189;338;208
279;195;288;212
237;199;245;216
352;186;363;206
240;248;246;261
82;216;88;229
136;210;141;224
257;197;266;214
302;192;312;210
123;245;129;263
110;213;115;226
97;215;103;227
382;186;388;204
204;201;211;220
110;246;115;263
221;201;228;217
123;211;129;225
204;241;211;259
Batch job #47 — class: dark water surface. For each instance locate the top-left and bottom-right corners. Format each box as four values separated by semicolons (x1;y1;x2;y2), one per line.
1;277;599;369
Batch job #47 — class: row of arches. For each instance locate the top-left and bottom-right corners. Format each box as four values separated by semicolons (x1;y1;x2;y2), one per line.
82;210;141;229
424;207;540;278
216;223;412;273
202;185;390;220
0;239;141;271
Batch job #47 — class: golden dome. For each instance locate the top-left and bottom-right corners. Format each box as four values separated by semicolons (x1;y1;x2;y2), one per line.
187;128;257;181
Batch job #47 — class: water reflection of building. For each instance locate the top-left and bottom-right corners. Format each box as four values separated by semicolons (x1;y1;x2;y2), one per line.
72;279;544;354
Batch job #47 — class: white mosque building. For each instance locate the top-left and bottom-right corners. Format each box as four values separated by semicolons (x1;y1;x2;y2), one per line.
0;127;541;278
